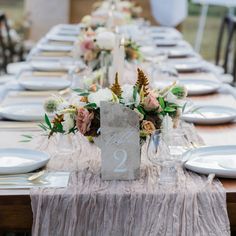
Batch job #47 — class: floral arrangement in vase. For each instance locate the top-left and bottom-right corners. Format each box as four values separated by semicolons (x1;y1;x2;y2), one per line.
42;69;187;142
74;27;142;70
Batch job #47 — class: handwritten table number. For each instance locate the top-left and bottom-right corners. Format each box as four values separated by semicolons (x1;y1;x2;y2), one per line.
100;102;140;180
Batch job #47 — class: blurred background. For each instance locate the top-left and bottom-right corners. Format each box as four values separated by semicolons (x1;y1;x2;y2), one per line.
0;0;231;61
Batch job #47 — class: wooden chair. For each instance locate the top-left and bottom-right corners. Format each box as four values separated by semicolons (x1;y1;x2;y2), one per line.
216;14;236;83
0;13;26;74
0;13;15;73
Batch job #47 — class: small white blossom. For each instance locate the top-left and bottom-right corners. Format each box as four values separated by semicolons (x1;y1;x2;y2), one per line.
88;88;113;107
62;113;75;133
122;84;140;107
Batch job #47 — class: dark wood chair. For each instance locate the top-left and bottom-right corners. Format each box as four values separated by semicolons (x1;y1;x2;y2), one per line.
0;13;25;74
216;14;236;83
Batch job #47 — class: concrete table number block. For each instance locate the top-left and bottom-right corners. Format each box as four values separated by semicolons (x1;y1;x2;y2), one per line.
100;101;140;180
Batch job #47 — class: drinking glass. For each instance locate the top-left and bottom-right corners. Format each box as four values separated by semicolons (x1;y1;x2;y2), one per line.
147;130;189;184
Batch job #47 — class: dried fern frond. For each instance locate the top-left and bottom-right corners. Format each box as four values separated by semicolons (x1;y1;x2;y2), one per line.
111;72;122;97
136;68;149;96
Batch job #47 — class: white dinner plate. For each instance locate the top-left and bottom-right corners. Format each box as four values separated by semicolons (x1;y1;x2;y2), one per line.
30;61;68;72
181;105;236;125
180;79;220;95
0;75;15;85
184;145;236;178
37;44;73;52
174;62;204;73
7;62;31;75
0;148;50;174
156;39;178;47
46;34;77;42
0;103;45;121
168;49;194;58
19;77;71;91
153;79;220;96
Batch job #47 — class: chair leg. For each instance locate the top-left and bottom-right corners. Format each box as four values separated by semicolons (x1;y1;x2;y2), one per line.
216;16;227;65
223;25;235;73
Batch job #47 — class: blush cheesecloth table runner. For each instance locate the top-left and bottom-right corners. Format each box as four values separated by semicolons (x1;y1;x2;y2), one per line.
30;124;230;236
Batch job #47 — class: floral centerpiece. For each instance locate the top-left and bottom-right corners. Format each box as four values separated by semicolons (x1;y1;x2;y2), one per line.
81;1;142;29
74;27;142;70
42;69;187;142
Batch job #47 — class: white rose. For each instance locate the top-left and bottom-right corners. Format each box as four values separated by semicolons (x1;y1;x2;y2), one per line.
69;94;86;108
62;113;75;133
88;88;113;107
96;31;115;50
95;27;108;34
166;91;179;104
122;84;140;106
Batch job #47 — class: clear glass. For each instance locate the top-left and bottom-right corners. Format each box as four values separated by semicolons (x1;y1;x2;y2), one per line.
147;130;189;185
54;133;81;155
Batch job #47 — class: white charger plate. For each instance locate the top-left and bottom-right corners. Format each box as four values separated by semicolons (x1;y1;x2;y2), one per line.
0;148;50;174
0;103;45;121
181;105;236;125
37;44;73;52
19;77;71;91
184;145;236;178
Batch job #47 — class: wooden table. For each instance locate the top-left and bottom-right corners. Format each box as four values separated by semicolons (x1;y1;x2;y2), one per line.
0;75;236;232
0;89;236;233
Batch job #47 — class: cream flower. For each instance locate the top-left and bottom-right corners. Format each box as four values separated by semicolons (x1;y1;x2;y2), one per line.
96;31;115;50
88;88;113;107
122;84;140;106
62;113;75;133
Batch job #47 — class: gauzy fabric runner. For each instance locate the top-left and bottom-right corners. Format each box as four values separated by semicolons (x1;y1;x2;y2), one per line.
30;124;230;236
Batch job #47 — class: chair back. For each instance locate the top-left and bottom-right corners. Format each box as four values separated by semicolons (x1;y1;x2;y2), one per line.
0;13;14;73
216;14;236;83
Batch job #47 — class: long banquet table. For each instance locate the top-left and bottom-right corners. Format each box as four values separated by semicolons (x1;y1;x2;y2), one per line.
0;23;236;234
0;86;236;233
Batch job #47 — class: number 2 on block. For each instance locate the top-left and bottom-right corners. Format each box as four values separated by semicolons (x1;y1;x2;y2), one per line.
113;149;128;173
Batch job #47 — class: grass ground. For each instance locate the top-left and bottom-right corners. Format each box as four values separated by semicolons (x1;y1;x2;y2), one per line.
0;0;231;61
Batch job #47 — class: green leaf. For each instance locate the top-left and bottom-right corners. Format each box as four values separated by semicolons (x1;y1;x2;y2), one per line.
21;134;32;139
44;114;52;129
158;97;165;109
137;105;145;115
20;140;32;143
84;103;97;109
78;92;90;96
164;107;176;112
133;86;138;102
38;123;48;131
73;88;88;93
